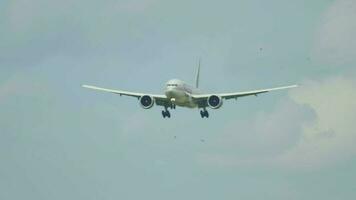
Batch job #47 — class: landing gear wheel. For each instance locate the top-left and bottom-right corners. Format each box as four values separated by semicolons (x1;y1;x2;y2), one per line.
200;110;209;118
162;110;171;118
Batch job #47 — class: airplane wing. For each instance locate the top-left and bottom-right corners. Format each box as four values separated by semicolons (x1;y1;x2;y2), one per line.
82;85;170;106
191;84;298;101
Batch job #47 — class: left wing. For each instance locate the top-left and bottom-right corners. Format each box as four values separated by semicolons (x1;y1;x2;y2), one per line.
191;84;298;100
82;85;170;106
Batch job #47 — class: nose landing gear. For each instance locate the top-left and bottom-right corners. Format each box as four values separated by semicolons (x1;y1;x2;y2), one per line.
200;109;209;118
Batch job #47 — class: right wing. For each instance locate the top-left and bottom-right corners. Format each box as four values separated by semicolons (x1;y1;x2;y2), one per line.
191;84;298;107
82;85;170;106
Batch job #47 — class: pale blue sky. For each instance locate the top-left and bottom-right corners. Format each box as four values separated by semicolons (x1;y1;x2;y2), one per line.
1;0;356;199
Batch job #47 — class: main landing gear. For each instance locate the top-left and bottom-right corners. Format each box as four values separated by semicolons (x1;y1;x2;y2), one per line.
162;107;171;118
200;109;209;118
162;104;176;118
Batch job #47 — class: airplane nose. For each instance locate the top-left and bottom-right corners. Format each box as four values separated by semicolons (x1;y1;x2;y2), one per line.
165;88;175;97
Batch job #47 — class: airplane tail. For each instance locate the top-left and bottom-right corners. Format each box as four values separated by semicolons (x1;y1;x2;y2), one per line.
195;58;201;88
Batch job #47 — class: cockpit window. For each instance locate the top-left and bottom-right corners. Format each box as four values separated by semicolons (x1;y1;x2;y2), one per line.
167;84;178;87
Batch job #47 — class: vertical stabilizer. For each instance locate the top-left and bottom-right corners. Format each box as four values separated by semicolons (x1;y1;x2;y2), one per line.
195;58;201;88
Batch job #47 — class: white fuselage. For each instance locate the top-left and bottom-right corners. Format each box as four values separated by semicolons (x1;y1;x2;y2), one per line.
164;79;199;108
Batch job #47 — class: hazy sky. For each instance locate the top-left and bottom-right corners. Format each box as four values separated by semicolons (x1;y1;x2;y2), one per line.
1;0;356;199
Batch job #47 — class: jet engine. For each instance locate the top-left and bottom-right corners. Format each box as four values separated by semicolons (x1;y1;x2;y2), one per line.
139;95;154;109
207;95;223;109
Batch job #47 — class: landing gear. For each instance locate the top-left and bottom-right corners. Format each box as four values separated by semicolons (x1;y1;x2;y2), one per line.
162;107;171;118
200;109;209;118
162;110;171;118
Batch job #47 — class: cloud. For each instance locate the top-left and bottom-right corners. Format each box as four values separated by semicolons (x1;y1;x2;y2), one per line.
215;100;314;158
198;0;356;171
199;76;356;170
5;0;157;32
1;0;160;67
277;76;356;168
312;0;356;66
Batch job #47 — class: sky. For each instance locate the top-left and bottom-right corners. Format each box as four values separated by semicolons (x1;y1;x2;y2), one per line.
1;0;356;199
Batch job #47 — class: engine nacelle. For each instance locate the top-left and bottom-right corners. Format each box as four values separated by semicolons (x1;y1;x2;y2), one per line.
139;95;154;109
207;95;223;109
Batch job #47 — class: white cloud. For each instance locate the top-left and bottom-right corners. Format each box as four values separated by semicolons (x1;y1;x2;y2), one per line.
5;0;158;32
312;0;356;66
1;0;161;66
198;0;356;171
199;76;356;170
277;76;356;168
216;100;314;157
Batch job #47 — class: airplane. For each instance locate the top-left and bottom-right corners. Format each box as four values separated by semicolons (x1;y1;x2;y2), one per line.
82;61;297;118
